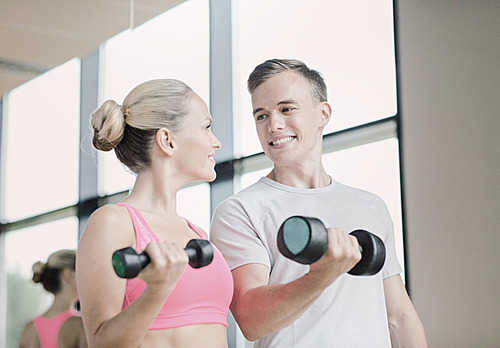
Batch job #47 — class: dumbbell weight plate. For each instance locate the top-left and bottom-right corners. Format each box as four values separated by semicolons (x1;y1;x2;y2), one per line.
112;247;149;279
277;216;328;264
185;239;213;269
347;230;385;276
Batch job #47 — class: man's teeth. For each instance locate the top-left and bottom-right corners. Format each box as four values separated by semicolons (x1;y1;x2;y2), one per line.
272;137;294;146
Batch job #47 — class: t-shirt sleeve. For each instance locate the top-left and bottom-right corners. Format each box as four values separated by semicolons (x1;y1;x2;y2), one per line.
378;198;403;279
210;197;271;271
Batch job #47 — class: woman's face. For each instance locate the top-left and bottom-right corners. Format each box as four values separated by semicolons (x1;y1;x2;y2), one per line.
173;92;221;182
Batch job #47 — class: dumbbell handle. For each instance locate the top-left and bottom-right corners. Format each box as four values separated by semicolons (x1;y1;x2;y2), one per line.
112;239;213;279
117;247;198;267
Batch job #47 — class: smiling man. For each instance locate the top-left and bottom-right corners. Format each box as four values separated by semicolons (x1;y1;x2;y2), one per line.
210;59;428;348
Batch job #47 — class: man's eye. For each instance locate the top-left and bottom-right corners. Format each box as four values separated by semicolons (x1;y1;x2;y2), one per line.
206;123;212;129
256;114;267;121
282;107;292;113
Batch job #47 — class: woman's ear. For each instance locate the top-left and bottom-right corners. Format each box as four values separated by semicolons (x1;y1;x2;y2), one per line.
62;268;75;286
155;128;175;156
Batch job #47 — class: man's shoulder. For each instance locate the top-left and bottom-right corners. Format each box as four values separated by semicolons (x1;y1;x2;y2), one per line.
213;178;288;224
218;178;272;206
335;180;386;206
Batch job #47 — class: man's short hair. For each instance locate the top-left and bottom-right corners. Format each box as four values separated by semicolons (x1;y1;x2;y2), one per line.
247;58;328;103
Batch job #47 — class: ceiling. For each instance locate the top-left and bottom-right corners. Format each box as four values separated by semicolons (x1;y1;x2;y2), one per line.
0;0;185;97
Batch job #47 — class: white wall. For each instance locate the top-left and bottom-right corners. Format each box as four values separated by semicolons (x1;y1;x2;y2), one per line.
397;1;500;347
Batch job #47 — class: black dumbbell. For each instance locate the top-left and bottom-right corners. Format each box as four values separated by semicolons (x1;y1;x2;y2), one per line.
277;216;386;276
112;239;214;279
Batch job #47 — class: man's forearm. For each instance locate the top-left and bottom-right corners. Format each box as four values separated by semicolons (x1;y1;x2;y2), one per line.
389;311;428;348
232;272;327;341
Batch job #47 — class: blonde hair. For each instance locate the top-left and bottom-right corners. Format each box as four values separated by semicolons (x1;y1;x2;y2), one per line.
32;249;76;294
91;79;193;174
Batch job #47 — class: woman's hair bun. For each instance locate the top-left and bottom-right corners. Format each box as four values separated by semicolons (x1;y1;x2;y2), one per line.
91;100;126;151
31;249;76;285
32;261;46;283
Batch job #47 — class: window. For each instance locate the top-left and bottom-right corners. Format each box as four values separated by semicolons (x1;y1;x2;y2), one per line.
100;0;209;196
178;183;211;234
232;0;397;157
2;59;80;221
230;1;403;341
1;1;403;347
232;0;403;279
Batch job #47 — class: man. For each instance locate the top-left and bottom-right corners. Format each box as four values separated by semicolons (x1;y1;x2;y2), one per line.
210;59;428;347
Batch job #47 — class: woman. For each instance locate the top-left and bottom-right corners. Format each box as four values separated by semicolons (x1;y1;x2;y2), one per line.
19;249;88;348
76;79;233;348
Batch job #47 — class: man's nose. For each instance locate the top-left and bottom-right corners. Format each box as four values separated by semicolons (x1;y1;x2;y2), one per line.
268;112;285;133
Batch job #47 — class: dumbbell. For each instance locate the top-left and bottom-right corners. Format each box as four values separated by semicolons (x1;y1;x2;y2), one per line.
112;239;213;279
277;216;385;276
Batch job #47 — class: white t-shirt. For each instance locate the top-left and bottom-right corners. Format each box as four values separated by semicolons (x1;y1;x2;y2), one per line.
211;177;402;348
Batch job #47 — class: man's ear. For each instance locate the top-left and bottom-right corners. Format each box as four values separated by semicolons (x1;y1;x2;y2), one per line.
156;128;175;156
318;101;332;128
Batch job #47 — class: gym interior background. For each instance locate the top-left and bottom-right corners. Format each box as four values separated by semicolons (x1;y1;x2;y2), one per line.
0;0;498;347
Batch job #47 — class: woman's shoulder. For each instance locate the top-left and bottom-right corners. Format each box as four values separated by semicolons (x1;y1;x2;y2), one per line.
80;203;135;246
59;315;87;348
18;320;39;348
60;314;84;330
89;203;129;223
85;204;133;232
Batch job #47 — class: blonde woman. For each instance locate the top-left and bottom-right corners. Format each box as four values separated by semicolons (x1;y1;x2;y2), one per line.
19;249;88;348
76;79;233;348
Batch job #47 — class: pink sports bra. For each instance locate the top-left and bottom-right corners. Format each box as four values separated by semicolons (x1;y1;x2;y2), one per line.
117;203;233;330
33;310;76;348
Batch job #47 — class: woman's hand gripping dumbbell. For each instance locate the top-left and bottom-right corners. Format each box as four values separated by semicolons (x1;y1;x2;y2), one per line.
277;216;386;276
112;239;214;279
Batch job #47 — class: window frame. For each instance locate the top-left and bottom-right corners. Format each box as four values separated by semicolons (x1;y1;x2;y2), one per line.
0;1;407;347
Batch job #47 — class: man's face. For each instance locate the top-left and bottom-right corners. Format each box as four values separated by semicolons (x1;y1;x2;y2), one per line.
251;71;331;166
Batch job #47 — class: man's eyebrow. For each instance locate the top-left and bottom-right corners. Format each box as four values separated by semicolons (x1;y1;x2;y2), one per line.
252;107;264;116
253;99;299;116
277;99;298;106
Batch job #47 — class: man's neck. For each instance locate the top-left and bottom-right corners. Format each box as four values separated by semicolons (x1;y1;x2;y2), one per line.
267;165;331;189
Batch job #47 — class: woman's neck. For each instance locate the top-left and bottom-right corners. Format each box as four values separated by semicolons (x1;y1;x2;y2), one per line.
44;289;76;318
125;169;180;216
